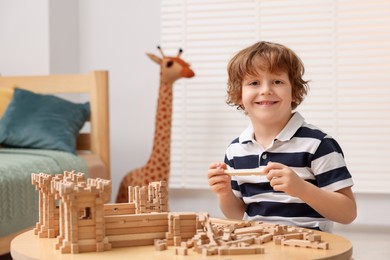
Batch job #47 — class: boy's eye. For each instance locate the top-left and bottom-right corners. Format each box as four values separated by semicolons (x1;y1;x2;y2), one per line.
248;81;259;86
274;80;283;85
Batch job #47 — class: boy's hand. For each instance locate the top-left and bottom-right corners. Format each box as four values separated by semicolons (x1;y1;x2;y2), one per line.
207;162;232;196
263;161;306;197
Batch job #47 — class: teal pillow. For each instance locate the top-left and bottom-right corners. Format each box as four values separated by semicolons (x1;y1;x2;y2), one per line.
0;88;90;154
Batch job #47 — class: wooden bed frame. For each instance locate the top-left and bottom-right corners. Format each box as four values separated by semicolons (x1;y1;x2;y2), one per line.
0;70;110;255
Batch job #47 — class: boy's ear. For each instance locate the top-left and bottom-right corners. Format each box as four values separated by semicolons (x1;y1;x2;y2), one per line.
239;102;245;110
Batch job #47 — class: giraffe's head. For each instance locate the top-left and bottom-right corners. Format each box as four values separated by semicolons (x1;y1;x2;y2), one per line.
146;46;195;85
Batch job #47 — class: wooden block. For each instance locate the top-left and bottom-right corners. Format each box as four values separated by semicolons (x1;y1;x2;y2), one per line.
165;232;174;238
105;225;168;236
166;239;174;247
70;243;79;254
155;242;167;251
222;232;232;242
202;246;218;256
307;233;321;242
179;225;197;232
224;169;265;176
75;195;97;203
217;246;229;256
78;231;98;240
78;226;96;234
255;247;265;254
175;247;188;255
186;239;194;248
154;239;167;251
234;225;265;235
110;238;155;248
225;236;254;246
282;239;329;249
173;218;181;227
280;233;304;240
195;245;204;254
174;236;182;246
218;245;264;255
273;236;283;245
177;213;198;220
77;238;96;246
95;242;105;252
107;232;166;242
104;212;168;222
255;233;273;244
180;241;189;248
105;219;168;229
104;203;136;215
78;219;95;227
209;218;246;226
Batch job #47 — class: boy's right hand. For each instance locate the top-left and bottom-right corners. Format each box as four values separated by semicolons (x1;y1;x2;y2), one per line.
207;162;232;196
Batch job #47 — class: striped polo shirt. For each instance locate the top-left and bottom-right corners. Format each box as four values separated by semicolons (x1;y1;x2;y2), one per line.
224;112;354;232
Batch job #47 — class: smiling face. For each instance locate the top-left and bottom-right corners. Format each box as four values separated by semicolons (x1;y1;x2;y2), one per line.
240;66;293;127
226;41;309;112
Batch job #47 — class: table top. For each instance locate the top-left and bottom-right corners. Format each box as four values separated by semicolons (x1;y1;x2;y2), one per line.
11;229;352;260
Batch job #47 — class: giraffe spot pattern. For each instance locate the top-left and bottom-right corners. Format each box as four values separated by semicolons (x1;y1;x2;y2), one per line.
116;51;194;203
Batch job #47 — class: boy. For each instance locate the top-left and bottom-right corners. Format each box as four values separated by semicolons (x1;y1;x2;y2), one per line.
207;41;356;232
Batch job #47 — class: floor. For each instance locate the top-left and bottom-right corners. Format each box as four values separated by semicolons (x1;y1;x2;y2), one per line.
333;224;390;260
2;224;389;259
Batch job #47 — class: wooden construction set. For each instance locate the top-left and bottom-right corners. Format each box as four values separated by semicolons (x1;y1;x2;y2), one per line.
31;171;329;256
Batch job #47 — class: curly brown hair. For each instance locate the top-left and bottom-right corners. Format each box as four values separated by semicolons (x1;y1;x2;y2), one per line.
226;41;309;110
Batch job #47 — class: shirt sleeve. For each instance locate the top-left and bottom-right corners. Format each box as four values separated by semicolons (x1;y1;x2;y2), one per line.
311;136;354;191
224;144;243;198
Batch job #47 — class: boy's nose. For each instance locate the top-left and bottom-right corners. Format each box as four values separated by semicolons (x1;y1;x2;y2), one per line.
260;83;272;95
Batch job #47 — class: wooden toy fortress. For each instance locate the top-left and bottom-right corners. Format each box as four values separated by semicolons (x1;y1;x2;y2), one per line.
31;171;329;256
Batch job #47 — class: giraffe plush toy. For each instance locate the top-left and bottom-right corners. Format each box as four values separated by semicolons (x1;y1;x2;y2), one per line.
116;46;195;203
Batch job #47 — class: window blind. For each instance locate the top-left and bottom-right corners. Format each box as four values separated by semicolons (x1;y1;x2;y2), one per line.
162;0;390;193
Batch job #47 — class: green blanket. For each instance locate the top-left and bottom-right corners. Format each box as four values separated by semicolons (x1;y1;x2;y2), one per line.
0;148;88;237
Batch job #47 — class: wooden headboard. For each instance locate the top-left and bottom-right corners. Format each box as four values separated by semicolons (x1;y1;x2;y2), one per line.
0;70;110;179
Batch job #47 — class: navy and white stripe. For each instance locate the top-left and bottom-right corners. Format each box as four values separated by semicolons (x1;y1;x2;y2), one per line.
224;112;353;232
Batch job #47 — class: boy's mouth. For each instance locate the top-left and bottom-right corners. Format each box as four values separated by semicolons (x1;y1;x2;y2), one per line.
256;101;278;105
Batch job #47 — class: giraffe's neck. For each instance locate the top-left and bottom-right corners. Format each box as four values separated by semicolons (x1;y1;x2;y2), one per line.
148;81;173;166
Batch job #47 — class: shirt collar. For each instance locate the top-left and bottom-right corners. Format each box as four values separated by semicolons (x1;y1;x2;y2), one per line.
238;112;305;144
276;112;305;141
239;124;255;144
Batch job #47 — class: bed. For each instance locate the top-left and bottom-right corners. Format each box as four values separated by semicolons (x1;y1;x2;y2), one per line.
0;71;110;255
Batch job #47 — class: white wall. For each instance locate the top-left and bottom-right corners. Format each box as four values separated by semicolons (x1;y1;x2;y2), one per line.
1;0;389;228
78;0;161;202
0;0;50;75
49;0;79;73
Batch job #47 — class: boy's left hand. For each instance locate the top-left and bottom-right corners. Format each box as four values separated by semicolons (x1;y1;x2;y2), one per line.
263;161;306;197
